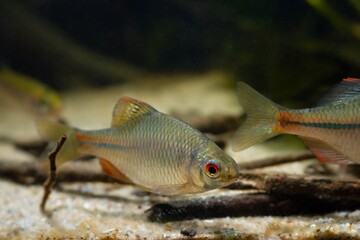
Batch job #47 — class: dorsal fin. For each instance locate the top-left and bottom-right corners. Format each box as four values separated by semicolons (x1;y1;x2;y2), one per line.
301;137;354;164
317;78;360;106
343;77;360;83
112;97;157;127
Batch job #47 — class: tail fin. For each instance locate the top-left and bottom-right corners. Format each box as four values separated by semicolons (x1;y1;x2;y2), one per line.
231;82;281;151
36;118;77;165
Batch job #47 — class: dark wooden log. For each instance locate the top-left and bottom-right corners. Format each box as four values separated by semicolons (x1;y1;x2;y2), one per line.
230;172;360;199
147;192;360;223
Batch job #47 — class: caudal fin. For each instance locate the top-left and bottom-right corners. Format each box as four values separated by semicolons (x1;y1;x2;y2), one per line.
231;82;281;151
36;118;77;165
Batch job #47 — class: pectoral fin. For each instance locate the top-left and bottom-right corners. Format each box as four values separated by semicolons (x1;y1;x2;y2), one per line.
301;137;354;164
99;158;133;183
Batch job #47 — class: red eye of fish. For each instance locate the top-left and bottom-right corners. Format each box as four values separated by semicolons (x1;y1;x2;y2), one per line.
205;160;221;178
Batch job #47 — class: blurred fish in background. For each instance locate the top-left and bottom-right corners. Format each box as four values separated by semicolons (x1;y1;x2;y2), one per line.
0;67;62;118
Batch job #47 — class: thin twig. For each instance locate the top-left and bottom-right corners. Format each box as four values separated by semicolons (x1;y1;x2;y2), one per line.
239;151;315;170
40;135;67;213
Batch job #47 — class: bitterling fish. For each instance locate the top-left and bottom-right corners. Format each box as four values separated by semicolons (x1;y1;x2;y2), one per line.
232;79;360;164
37;97;239;195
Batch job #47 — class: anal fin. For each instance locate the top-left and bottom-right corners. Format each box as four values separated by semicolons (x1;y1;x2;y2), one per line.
301;137;354;164
99;158;133;183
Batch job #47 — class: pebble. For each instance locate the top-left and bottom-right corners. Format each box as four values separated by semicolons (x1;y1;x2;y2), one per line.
180;227;197;237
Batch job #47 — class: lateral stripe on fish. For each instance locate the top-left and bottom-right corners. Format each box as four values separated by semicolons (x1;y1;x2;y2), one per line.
280;121;360;129
85;141;130;150
76;132;130;150
233;81;360;164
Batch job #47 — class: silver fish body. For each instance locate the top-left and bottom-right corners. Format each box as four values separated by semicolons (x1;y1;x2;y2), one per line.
38;97;239;195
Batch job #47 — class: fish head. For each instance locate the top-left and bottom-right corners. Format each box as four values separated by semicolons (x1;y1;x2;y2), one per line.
36;90;62;116
189;148;240;192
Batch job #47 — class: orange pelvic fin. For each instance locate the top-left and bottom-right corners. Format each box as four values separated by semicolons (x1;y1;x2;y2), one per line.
99;158;133;183
301;137;354;164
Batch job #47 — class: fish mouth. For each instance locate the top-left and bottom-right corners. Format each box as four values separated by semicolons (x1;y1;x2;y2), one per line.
224;163;240;183
223;174;239;187
205;172;239;190
206;162;240;189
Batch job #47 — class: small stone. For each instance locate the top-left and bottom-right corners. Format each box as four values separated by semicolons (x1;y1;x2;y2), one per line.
180;227;197;237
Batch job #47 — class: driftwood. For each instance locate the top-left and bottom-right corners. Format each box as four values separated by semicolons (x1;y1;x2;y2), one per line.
13;140;49;157
175;114;241;134
230;172;360;199
239;151;315;170
0;158;114;185
147;192;360;223
147;172;360;222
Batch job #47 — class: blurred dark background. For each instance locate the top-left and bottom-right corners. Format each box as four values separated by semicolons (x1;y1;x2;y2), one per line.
1;0;360;106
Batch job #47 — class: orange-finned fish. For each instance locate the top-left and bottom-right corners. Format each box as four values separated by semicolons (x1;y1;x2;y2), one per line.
37;97;239;195
232;79;360;164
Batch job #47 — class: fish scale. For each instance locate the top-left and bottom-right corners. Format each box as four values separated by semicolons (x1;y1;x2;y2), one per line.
82;116;203;187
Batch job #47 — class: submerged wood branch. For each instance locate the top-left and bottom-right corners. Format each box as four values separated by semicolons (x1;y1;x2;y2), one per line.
0;158;114;185
239;151;315;170
230;172;360;199
147;192;360;223
148;172;360;222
